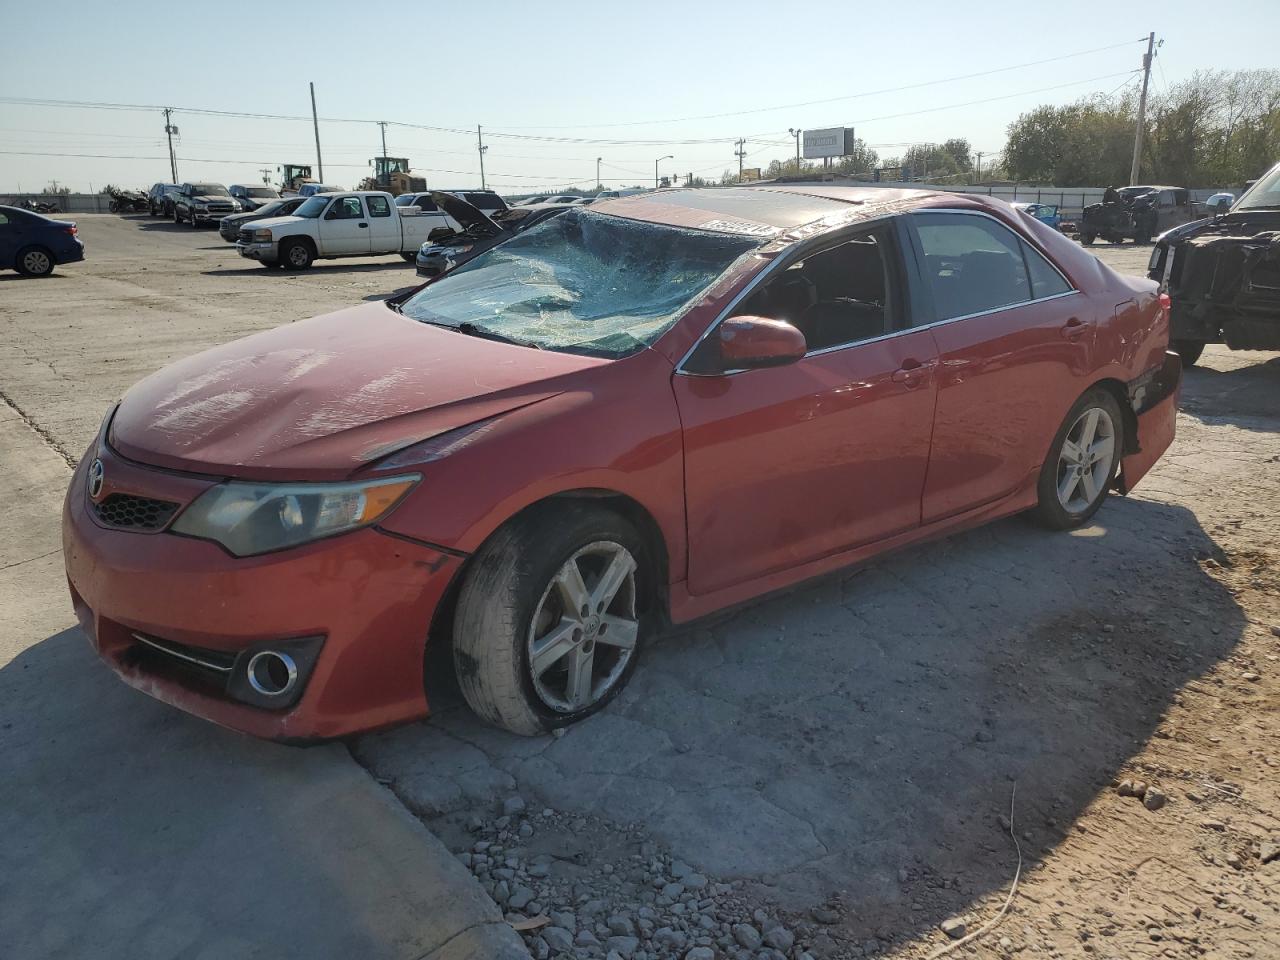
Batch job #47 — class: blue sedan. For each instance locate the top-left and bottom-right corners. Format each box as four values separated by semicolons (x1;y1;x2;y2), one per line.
1012;202;1063;231
0;205;85;277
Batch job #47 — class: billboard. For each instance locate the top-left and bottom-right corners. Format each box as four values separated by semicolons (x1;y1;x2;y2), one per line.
802;127;855;160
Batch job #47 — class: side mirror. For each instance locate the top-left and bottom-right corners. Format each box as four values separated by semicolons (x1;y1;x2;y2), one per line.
717;316;807;369
1206;194;1234;215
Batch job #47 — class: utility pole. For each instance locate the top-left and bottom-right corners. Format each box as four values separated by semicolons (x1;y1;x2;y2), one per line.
734;138;746;182
477;125;488;190
788;128;802;172
162;108;178;183
259;167;272;186
596;157;602;191
377;120;389;187
1130;32;1156;185
310;82;324;183
975;151;984;183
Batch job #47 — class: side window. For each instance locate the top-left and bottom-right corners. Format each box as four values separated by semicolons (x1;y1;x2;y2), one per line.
326;197;365;220
1021;240;1072;299
415;196;439;212
0;212;9;225
734;229;897;352
913;213;1033;320
466;192;502;211
366;195;391;217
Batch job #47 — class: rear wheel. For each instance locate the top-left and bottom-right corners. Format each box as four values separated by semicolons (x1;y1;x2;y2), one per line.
1033;388;1124;530
453;505;650;735
15;246;54;277
400;252;415;262
1080;231;1096;246
1172;339;1205;367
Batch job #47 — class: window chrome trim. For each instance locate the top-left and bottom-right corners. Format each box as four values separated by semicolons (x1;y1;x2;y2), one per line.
675;207;1082;377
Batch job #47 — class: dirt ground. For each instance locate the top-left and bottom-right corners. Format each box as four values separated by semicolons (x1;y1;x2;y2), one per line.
2;216;1277;960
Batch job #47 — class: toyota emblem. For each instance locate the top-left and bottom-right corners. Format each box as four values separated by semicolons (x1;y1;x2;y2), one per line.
87;459;105;500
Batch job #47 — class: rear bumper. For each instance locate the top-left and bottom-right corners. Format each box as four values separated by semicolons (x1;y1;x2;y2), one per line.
62;449;461;741
1118;351;1181;495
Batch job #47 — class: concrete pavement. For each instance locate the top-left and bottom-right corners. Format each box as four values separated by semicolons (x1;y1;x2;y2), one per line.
0;242;526;959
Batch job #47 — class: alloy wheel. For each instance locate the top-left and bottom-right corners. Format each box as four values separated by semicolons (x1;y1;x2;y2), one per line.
526;541;639;713
1056;406;1116;514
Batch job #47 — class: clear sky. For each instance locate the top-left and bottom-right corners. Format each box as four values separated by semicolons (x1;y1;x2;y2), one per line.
2;0;1276;196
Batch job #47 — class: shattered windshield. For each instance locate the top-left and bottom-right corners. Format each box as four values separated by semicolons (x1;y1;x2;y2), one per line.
1235;163;1280;211
399;209;760;358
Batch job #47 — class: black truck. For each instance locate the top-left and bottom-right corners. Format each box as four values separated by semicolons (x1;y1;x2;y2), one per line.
1147;163;1280;366
1081;186;1194;245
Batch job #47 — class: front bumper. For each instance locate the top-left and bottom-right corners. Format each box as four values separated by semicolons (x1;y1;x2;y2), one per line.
237;241;276;261
191;209;237;223
62;447;462;741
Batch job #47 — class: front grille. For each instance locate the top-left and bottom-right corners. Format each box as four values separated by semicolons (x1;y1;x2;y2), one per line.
238;229;255;243
205;203;233;213
92;493;179;531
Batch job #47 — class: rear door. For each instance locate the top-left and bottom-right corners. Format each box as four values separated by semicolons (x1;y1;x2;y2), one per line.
363;194;400;252
675;222;939;595
318;196;371;255
0;210;20;266
907;210;1090;522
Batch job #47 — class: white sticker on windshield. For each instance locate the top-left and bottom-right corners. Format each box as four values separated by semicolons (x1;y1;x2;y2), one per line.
699;219;780;237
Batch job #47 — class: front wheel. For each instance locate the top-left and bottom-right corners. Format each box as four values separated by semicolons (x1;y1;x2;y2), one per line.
1172;339;1205;367
453;505;650;735
279;238;314;270
1032;388;1124;530
400;252;416;262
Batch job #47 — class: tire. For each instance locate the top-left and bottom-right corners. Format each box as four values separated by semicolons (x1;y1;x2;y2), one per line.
173;207;182;225
1032;387;1125;531
453;504;651;735
15;245;55;277
262;259;285;270
400;252;416;262
279;238;314;270
190;211;200;228
1172;339;1205;367
1080;231;1096;246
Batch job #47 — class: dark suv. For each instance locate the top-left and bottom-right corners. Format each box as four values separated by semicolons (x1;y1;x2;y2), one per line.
173;183;241;227
148;183;180;217
229;184;281;212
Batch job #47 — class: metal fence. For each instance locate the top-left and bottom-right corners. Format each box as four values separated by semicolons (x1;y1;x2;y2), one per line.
2;193;118;213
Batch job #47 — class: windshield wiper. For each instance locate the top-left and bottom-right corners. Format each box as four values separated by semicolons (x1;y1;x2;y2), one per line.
456;322;542;349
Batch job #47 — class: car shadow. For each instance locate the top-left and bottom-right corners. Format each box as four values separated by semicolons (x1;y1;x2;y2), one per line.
0;627;421;959
362;493;1241;952
202;261;414;278
0;273;71;282
1179;354;1280;433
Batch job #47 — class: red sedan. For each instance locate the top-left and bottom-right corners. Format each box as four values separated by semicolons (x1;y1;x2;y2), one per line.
63;187;1179;740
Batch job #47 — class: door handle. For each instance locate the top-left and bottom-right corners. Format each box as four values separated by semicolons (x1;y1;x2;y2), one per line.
358;222;368;228
891;358;934;387
1060;317;1092;339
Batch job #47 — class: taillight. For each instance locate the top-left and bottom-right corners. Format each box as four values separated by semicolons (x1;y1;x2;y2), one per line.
65;224;78;236
1158;292;1171;322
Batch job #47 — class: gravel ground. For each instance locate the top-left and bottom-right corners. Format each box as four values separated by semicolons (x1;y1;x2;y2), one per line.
4;217;1278;960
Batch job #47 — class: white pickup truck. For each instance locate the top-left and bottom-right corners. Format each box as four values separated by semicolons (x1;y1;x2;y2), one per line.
234;191;437;270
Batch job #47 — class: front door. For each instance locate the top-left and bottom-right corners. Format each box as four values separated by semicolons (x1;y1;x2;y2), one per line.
319;196;371;255
363;194;400;253
907;211;1093;522
675;225;939;596
0;210;19;264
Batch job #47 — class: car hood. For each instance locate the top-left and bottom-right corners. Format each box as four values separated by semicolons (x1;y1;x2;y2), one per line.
243;214;306;232
431;191;502;235
109;302;609;480
190;194;234;203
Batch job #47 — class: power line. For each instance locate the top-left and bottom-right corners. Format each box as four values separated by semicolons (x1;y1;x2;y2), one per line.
486;37;1150;130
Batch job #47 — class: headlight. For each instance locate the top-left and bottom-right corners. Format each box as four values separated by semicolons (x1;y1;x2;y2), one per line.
171;475;419;556
252;228;274;241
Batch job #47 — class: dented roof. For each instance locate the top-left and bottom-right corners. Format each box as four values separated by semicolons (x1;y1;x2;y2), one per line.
590;185;939;238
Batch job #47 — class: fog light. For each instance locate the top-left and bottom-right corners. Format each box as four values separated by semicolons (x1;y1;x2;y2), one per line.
246;650;298;697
